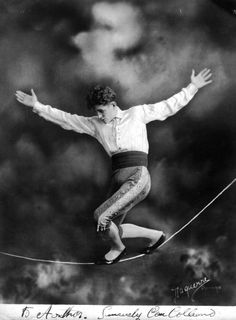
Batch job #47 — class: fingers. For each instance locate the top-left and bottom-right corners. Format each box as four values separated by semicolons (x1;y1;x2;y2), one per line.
97;221;109;232
97;225;104;232
204;80;213;85
15;90;35;99
15;91;28;98
203;73;212;80
97;224;107;232
199;68;208;74
15;90;25;98
97;224;103;232
197;68;213;85
15;90;27;102
200;68;211;77
31;88;36;97
201;70;212;83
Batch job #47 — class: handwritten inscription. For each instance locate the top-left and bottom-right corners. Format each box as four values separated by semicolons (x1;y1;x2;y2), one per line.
20;305;216;320
98;306;142;320
21;305;86;319
98;306;216;319
147;306;216;318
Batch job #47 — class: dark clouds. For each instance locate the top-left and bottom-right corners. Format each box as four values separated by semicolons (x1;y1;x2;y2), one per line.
0;0;235;305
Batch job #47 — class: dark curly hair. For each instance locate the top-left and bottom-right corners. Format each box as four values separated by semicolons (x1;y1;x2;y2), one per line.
86;85;117;110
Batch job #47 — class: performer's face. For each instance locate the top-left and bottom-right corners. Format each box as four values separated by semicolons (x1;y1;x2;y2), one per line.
95;102;117;124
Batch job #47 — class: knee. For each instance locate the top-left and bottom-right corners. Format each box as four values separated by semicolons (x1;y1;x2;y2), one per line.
94;209;100;222
143;178;151;198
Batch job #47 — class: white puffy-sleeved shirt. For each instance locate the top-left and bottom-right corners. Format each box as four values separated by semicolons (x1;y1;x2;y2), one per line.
33;83;198;157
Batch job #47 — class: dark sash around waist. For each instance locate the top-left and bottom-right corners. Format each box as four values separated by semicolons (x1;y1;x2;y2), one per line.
111;151;148;171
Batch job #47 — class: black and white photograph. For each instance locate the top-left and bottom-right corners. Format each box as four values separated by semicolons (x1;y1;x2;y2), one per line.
0;0;235;318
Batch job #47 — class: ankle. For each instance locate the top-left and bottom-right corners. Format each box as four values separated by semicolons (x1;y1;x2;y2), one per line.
110;244;125;252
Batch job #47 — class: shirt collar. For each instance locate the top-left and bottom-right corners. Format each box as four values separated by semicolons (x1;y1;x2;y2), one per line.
114;106;123;119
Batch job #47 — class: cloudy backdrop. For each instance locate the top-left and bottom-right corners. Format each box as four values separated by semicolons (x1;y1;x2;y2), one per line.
0;0;235;305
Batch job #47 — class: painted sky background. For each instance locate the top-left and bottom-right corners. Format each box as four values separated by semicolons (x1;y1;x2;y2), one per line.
0;0;235;305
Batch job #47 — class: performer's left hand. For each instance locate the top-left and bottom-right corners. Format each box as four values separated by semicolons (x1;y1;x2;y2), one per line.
191;68;213;88
97;216;110;232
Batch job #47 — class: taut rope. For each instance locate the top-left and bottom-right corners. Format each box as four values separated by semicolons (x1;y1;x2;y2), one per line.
0;178;235;265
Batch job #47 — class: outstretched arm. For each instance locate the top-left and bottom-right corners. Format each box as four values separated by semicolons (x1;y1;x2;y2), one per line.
136;68;213;124
15;89;95;136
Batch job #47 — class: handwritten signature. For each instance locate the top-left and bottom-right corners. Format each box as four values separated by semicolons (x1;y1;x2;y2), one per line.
171;277;221;302
98;306;216;319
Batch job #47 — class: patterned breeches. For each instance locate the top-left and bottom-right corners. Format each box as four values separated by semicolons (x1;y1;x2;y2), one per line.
94;166;151;234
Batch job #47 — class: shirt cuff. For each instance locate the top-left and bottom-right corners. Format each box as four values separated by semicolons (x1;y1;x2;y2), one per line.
188;82;198;95
33;101;45;113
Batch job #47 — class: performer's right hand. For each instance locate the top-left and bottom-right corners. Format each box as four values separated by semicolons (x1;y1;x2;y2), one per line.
15;89;38;107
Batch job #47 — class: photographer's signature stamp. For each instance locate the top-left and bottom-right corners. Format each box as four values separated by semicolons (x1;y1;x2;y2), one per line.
171;277;222;303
